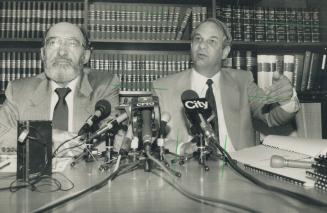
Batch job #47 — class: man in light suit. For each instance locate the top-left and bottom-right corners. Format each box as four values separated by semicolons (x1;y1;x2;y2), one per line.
0;22;119;154
153;18;299;154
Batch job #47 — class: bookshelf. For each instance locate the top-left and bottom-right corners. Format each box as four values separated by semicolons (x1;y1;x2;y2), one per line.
1;0;326;95
0;0;213;103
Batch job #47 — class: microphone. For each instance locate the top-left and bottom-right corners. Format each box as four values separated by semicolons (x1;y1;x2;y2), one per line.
270;155;313;169
78;99;111;136
181;90;217;141
142;108;152;145
118;124;133;155
159;112;171;138
88;106;131;141
131;96;161;147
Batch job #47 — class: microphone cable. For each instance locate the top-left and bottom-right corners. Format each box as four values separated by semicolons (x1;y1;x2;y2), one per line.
145;147;259;213
52;135;80;158
209;139;327;208
31;160;140;213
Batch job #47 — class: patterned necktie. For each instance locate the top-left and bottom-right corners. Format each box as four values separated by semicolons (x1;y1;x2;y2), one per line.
205;79;219;139
53;88;71;131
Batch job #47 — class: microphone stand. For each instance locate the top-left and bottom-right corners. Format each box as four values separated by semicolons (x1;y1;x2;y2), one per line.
142;144;182;177
70;136;95;167
104;132;115;162
197;134;210;171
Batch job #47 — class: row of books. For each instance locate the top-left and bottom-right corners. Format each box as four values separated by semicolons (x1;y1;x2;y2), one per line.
89;52;191;91
223;50;257;72
224;50;325;92
0;1;84;39
0;49;324;94
217;5;320;43
0;51;42;92
256;52;324;92
88;3;207;41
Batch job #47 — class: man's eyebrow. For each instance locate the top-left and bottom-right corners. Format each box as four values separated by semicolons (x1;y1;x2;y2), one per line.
192;33;219;39
208;36;219;39
46;36;80;40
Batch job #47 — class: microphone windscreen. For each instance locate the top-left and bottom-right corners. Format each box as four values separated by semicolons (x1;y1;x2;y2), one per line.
161;111;171;123
270;155;285;168
95;99;111;119
181;90;199;102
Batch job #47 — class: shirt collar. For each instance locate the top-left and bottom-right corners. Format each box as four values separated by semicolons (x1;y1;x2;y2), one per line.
50;76;80;95
191;68;220;97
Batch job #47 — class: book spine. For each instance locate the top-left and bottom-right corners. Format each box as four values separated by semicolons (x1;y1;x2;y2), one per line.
1;52;5;91
254;7;265;42
283;55;295;85
286;8;297;43
306;52;319;90
232;6;243;41
257;54;275;89
275;8;287;42
311;9;320;42
303;9;312;43
176;8;192;40
265;8;276;42
300;50;312;92
243;6;254;42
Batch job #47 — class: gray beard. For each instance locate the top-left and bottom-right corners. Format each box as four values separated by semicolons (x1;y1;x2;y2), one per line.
45;63;80;83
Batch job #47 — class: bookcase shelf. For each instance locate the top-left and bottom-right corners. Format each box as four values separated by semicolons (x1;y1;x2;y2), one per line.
119;91;152;96
298;91;327;103
0;40;42;48
91;40;191;51
232;41;327;51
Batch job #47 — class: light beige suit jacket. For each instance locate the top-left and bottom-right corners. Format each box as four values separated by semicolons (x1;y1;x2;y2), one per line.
153;68;296;153
0;68;119;154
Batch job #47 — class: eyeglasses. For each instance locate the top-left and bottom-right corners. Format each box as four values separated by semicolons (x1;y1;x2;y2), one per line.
45;37;85;49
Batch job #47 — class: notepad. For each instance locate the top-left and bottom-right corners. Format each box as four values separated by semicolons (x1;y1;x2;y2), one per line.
229;135;327;188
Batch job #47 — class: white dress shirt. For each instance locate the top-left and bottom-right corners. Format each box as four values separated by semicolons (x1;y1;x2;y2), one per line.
191;69;236;152
49;77;79;132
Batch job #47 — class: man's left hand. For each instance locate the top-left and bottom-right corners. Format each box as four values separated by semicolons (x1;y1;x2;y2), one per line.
264;72;293;105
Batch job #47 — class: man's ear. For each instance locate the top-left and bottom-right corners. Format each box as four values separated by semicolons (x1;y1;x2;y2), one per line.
40;47;45;60
222;45;231;60
82;50;91;64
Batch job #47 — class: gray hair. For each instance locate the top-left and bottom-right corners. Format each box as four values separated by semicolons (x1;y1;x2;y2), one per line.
191;18;232;46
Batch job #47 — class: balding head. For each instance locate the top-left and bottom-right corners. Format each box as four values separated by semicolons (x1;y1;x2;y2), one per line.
192;18;232;47
44;22;89;49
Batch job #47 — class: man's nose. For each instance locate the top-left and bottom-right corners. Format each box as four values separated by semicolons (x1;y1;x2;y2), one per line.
57;45;68;56
198;40;208;49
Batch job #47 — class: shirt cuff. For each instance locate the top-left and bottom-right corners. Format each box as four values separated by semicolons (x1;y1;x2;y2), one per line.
279;89;300;113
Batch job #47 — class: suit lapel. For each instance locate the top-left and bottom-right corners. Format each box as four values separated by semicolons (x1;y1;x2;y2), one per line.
72;71;94;132
174;71;192;143
220;69;242;150
23;74;51;120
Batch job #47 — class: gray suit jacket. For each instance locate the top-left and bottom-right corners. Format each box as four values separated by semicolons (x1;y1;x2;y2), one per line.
0;68;119;154
153;68;296;153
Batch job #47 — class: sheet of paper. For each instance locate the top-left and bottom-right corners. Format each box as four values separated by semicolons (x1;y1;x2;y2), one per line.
0;155;71;174
263;135;327;157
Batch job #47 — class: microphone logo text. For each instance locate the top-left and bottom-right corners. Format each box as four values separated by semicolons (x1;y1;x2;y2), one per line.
184;100;208;110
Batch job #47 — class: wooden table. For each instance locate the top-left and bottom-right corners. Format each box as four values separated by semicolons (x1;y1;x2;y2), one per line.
0;157;326;213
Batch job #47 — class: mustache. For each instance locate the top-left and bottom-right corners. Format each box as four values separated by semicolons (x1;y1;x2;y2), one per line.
51;57;73;64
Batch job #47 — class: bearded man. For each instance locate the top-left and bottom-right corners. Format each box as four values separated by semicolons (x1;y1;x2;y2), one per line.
0;22;119;154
